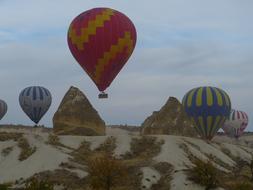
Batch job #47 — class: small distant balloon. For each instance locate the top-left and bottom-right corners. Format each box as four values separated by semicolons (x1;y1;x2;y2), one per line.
67;7;137;97
222;109;249;138
182;86;231;140
19;86;52;124
0;99;7;120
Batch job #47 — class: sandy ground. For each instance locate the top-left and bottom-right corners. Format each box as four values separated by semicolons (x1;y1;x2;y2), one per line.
154;135;193;169
0;134;69;183
141;167;160;189
0;126;252;189
106;127;133;157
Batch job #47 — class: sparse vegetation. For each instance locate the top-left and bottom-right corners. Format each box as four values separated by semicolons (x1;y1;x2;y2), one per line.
232;158;249;178
95;136;116;154
220;147;232;157
46;134;60;146
0;132;22;141
18;137;36;161
130;136;164;158
24;178;53;190
71;140;91;164
249;156;253;181
87;154;127;190
183;139;201;151
1;146;13;157
151;162;173;190
25;169;86;190
206;153;233;171
187;159;219;190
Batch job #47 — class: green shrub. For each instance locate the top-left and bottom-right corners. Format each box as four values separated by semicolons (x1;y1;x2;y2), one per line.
25;178;53;190
187;159;219;190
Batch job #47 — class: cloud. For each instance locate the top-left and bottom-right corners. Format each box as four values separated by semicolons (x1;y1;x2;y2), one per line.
0;1;252;131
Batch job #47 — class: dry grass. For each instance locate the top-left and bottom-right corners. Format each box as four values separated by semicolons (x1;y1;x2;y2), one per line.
228;181;253;190
0;132;22;141
128;136;164;159
18;137;36;161
187;158;220;190
151;162;173;190
1;146;13;157
46;134;61;146
71;140;91;165
87;154;127;190
24;177;54;190
180;142;233;171
95;136;116;154
25;169;85;190
68;135;160;190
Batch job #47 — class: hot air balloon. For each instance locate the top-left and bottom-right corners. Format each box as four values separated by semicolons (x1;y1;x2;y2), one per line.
0;99;7;120
182;86;231;140
222;109;249;138
19;86;52;124
67;7;137;98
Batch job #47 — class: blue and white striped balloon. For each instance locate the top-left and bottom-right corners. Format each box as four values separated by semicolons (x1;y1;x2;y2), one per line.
19;86;52;124
0;99;7;120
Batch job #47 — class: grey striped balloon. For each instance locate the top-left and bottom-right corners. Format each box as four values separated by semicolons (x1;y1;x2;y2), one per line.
0;99;7;120
19;86;52;124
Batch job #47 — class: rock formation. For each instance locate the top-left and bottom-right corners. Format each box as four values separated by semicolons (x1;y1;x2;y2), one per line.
53;86;105;135
141;97;198;137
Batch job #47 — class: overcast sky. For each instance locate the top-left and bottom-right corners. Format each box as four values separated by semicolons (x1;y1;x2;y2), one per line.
0;0;252;130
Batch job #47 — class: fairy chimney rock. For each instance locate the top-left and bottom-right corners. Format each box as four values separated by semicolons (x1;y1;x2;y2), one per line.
141;97;197;137
53;86;106;136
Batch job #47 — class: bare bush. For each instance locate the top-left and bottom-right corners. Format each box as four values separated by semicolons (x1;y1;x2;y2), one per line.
24;178;53;190
130;136;164;158
18;137;36;161
0;132;22;141
87;154;127;190
187;159;219;190
1;147;13;157
46;134;60;146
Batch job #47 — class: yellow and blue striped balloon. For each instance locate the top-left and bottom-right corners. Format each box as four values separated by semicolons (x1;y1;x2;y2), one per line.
182;86;231;140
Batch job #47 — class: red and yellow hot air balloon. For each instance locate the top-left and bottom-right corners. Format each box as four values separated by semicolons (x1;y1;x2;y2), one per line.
67;7;137;98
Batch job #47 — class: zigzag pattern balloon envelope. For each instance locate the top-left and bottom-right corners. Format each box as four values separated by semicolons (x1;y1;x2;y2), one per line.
182;86;231;140
222;109;249;138
19;86;52;124
68;7;137;92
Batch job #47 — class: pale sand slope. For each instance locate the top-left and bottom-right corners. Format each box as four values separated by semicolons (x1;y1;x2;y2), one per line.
153;135;253;190
0;127;252;190
141;167;160;189
59;127;133;157
106;127;134;157
0;134;69;183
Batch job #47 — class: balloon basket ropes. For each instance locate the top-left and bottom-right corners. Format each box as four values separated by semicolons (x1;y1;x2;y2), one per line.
98;92;108;99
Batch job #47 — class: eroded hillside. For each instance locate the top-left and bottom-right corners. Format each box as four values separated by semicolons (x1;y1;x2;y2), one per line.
0;126;252;190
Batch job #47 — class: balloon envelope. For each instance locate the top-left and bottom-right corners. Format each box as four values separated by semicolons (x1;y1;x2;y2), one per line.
19;86;52;124
0;99;7;120
182;86;231;140
222;109;249;138
67;7;137;92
